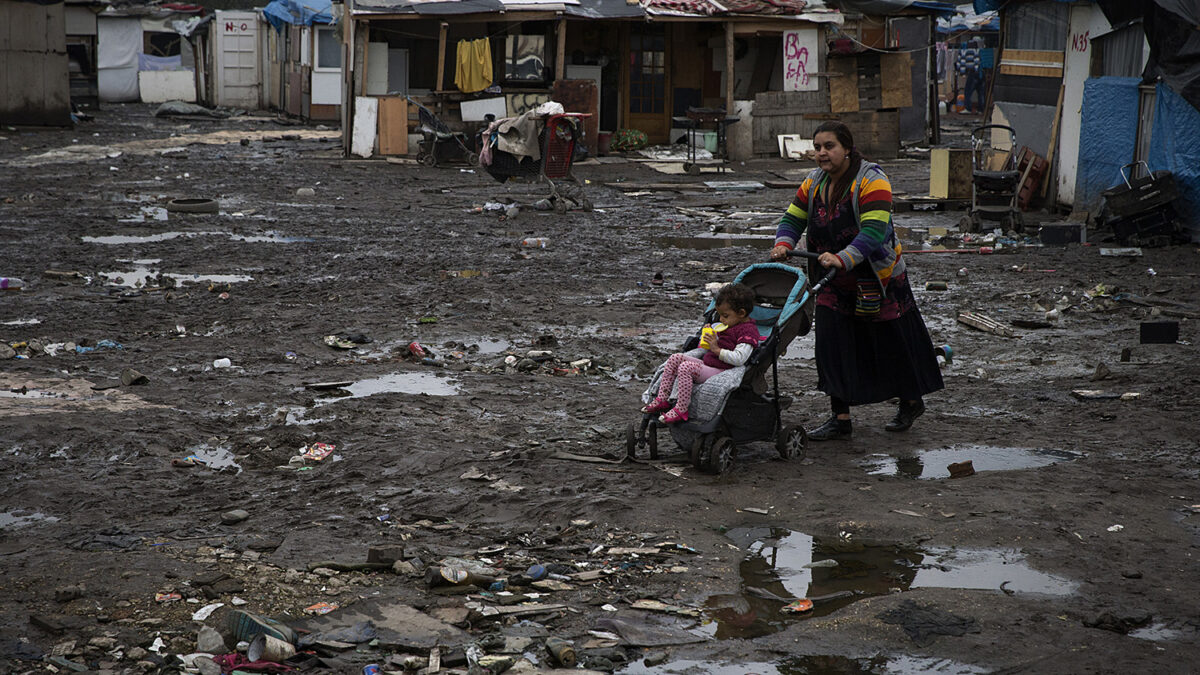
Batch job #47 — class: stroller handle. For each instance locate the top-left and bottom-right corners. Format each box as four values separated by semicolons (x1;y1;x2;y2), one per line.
784;249;837;292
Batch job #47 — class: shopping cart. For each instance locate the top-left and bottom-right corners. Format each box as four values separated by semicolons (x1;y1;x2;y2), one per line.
482;113;592;213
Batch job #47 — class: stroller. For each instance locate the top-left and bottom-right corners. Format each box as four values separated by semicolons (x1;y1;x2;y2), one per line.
405;96;479;168
627;251;835;474
961;124;1023;232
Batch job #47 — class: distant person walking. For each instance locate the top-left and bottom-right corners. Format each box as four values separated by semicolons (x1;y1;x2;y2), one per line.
956;38;984;114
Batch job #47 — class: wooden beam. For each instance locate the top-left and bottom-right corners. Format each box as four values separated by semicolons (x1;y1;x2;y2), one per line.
436;22;448;92
1041;83;1065;198
556;17;566;81
360;20;370;97
725;21;734;114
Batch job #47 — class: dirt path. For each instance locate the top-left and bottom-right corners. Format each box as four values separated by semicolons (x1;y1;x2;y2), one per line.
1;105;1198;674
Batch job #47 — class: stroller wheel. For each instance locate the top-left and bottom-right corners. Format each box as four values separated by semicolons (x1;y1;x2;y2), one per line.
647;426;658;460
625;422;638;458
467;152;481;167
690;435;706;468
553;198;569;215
704;435;735;475
580;197;594;212
421;153;438;167
776;425;807;461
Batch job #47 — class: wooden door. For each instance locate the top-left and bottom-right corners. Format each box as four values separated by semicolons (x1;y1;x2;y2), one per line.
626;25;669;143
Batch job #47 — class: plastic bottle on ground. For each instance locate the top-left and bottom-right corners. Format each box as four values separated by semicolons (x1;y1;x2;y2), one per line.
1;278;25;290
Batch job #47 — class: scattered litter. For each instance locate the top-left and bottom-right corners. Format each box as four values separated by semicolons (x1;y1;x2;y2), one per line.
741;507;770;515
171;455;208;468
301;442;336;461
192;602;224;621
1071;390;1141;401
1107;524;1124;532
1099;248;1142;257
323;335;357;350
630;599;699;617
155;592;182;603
925;281;949;291
948;460;976;479
212;358;232;368
957;311;1016;338
305;602;339;615
892;509;926;518
781;598;814;613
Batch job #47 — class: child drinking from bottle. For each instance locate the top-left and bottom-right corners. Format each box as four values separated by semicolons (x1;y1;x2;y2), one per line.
642;283;760;424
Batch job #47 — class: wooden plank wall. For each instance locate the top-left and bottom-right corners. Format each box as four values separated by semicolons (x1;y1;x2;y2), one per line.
752;89;829;156
802;110;900;159
0;0;71;126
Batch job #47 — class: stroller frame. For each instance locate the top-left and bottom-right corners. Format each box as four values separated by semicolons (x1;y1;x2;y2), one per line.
627;251;835;474
961;124;1023;232
405;96;480;168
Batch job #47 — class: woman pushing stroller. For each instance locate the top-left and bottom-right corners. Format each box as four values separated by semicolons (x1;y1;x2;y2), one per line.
641;283;760;425
769;120;943;440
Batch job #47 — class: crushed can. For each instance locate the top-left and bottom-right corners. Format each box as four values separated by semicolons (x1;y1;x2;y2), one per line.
544;637;576;668
408;341;426;358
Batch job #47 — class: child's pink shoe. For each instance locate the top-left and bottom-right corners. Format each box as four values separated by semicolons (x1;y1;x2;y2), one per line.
641;398;671;414
659;408;689;424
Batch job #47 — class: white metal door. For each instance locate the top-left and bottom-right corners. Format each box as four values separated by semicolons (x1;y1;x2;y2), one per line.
213;11;260;109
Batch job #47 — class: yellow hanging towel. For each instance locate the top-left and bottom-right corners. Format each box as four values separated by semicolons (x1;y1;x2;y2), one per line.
454;38;493;93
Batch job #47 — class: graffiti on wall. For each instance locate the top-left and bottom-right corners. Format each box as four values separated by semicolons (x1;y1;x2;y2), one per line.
783;29;819;93
507;93;551;117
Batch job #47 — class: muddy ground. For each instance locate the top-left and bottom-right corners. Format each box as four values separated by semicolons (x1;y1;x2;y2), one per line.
1;104;1198;675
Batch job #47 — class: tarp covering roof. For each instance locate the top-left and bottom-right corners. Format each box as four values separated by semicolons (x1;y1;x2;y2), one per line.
832;0;954;15
262;0;332;29
564;0;646;18
353;0;503;14
936;5;996;33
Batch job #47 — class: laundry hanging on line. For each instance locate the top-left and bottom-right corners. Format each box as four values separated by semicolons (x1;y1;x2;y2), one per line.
455;38;493;93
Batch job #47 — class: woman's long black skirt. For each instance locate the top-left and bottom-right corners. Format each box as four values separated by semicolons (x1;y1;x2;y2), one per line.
814;305;944;405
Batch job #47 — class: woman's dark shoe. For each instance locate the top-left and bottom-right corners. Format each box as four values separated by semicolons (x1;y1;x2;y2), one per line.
808;417;852;441
885;400;926;432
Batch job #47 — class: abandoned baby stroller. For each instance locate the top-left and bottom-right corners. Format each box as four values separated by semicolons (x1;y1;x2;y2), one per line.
626;251;835;474
406;96;479;168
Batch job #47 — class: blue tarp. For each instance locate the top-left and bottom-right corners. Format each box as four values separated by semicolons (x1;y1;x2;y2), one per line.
1076;77;1140;214
262;0;332;31
1148;82;1200;240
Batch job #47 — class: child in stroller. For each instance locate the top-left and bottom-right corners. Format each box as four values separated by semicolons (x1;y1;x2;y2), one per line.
627;252;835;473
641;283;760;425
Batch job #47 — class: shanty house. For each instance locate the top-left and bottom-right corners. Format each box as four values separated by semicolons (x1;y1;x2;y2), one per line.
338;0;949;159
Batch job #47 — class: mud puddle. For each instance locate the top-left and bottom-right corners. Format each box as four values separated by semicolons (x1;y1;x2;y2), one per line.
101;267;253;288
862;445;1082;480
658;235;775;250
622;654;988;675
185;443;242;473
0;510;61;530
1129;621;1199;642
83;231;312;245
312;372;460;406
117;206;169;223
704;527;1075;639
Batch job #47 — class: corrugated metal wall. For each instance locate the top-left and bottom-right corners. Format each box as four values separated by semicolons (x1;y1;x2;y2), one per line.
0;0;71;125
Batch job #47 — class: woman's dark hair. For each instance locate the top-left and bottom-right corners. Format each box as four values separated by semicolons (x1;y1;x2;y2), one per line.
813;120;864;203
715;283;756;316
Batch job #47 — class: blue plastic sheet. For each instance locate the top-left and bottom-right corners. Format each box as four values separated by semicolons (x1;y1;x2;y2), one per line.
1148;82;1200;240
1075;77;1140;213
262;0;332;31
